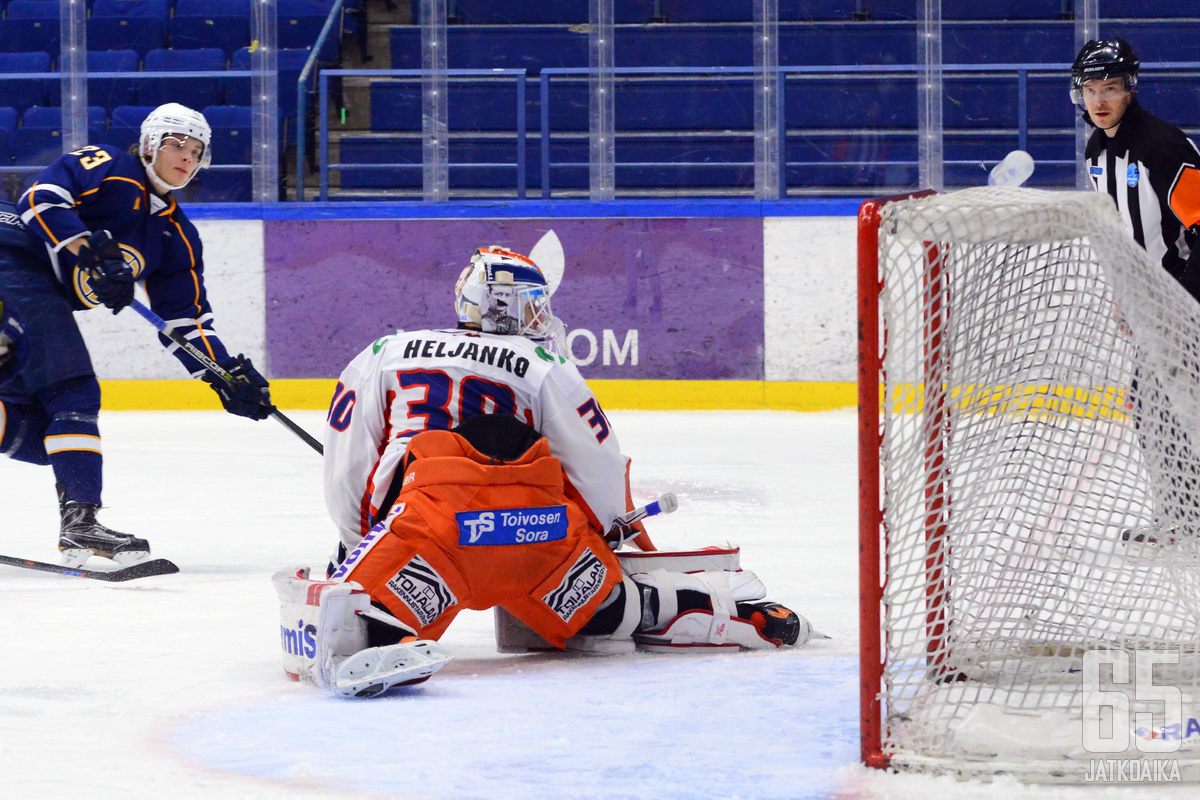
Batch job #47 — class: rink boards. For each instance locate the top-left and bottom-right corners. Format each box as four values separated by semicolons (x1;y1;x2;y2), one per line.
78;199;861;410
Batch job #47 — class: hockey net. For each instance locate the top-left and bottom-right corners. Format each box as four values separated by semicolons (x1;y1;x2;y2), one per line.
859;187;1200;782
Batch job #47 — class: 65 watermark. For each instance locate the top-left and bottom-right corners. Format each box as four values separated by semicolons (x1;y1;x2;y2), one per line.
1081;649;1189;783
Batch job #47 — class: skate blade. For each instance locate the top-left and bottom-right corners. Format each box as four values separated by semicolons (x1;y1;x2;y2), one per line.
60;549;152;568
59;548;93;568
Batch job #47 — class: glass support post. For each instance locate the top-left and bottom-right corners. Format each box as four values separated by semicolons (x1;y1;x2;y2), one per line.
421;0;449;201
918;0;944;192
251;0;280;202
754;0;781;199
1074;0;1098;190
60;0;88;153
589;0;615;200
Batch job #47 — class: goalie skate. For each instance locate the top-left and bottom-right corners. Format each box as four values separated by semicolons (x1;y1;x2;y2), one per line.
632;568;814;651
331;640;452;698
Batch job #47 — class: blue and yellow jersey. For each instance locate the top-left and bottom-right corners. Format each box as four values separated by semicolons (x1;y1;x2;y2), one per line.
16;144;230;375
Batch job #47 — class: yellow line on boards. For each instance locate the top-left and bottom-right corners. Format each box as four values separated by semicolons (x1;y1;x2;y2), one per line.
97;380;857;412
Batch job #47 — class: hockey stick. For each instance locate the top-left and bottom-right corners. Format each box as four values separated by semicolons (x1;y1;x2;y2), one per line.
127;299;324;455
0;554;179;582
606;493;678;548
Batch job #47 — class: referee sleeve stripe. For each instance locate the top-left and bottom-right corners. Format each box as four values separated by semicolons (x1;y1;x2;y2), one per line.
1169;164;1200;228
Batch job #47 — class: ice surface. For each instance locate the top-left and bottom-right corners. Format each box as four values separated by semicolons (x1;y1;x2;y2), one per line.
1;410;1193;798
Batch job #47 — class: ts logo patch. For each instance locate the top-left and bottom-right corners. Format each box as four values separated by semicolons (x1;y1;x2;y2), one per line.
1127;163;1139;187
457;505;568;546
385;554;457;627
542;549;608;623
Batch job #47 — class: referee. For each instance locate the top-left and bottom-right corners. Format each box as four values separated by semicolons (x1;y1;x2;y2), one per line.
1073;38;1200;542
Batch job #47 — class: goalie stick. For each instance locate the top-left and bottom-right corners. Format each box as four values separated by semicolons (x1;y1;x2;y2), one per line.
605;493;678;548
127;299;324;455
0;554;180;582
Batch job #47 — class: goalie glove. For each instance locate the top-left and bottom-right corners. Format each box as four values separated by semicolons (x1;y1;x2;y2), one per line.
78;230;134;314
203;354;273;420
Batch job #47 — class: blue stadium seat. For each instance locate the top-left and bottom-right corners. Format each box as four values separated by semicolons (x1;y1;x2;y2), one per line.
370;79;533;132
0;51;51;113
191;169;252;201
138;48;226;109
1097;22;1200;64
107;104;156;149
93;0;169;17
0;1;61;59
661;0;859;22
279;0;339;62
201;104;252;164
786;134;918;187
87;15;167;58
338;135;531;193
617;134;754;189
0;106;17;165
785;76;918;128
1103;0;1198;17
226;47;312;122
942;74;1075;128
616;79;754;130
779;23;918;65
444;0;590;24
942;21;1073;64
943;1;1065;20
944;132;1073;187
391;25;587;71
86;50;140;112
171;0;252;58
615;25;755;67
336;137;419;190
14;106;105;167
1138;75;1200;129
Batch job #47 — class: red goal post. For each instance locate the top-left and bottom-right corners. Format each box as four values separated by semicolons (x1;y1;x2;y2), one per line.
857;189;936;770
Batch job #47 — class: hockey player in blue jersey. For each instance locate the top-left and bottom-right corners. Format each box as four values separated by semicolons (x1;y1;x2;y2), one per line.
0;103;272;565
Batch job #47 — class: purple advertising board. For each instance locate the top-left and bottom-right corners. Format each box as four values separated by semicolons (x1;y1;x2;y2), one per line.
264;218;763;380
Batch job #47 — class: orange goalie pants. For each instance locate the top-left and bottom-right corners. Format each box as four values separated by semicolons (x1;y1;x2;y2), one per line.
336;429;622;647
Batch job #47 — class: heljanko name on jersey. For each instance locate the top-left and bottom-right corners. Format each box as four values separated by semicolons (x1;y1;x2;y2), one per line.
403;337;531;377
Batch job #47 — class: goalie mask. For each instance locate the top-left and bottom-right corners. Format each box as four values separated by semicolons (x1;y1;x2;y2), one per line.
1070;38;1139;109
454;247;565;352
139;103;212;193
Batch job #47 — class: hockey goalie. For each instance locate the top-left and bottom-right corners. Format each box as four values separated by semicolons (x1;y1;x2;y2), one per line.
275;246;814;698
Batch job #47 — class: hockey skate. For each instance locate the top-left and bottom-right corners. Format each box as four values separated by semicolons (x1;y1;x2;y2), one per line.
58;485;150;566
738;601;807;647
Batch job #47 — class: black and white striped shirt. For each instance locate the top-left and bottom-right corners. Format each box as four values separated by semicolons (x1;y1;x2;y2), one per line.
1084;99;1200;283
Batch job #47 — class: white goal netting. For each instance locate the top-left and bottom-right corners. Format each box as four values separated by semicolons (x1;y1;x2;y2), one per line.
874;187;1200;781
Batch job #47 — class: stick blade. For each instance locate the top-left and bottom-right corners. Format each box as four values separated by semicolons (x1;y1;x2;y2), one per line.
94;558;181;582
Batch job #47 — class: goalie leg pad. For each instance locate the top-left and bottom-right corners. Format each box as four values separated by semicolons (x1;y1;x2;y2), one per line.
630;568;810;650
273;566;452;696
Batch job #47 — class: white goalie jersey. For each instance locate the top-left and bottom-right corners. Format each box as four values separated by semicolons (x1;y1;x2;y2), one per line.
323;328;629;549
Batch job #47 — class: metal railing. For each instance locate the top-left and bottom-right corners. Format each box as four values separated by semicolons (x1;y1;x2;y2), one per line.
312;68;528;201
307;61;1200;200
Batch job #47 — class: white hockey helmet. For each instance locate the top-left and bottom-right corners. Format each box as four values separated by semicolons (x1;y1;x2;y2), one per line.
454;246;565;350
139;103;212;191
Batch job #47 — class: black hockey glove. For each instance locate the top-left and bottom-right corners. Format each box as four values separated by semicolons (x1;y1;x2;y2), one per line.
1177;224;1200;303
0;299;30;382
78;230;134;314
203;354;274;421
